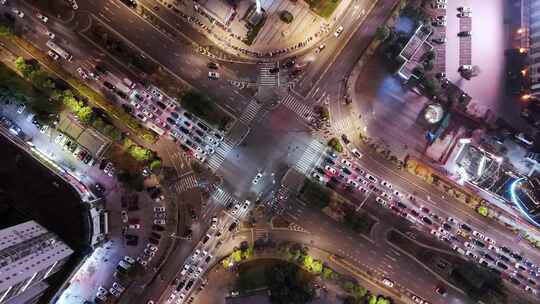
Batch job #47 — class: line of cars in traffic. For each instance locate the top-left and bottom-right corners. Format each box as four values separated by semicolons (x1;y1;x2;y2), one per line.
164;216;223;304
309;150;540;297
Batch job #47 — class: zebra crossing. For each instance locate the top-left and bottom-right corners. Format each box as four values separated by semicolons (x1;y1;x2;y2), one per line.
258;62;278;87
254;228;268;240
238;99;262;125
331;116;356;134
210;187;238;208
207;138;234;172
174;174;198;193
294;139;325;174
288;223;309;233
279;94;316;121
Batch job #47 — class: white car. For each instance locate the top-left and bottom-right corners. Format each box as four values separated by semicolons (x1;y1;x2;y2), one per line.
347;179;359;188
180;264;190;276
194;267;203;277
109;287;121;297
393;190;403;198
76;67;88;80
325;165;337;175
153;219;166;225
211;216;218;229
252;172;263;184
381;180;392;189
382;278;394;287
484;237;496;245
341;159;352;167
488;244;499;252
208;71;220;79
121;211;128;223
154;206;166;212
315;44;326;53
195;153;206;163
458;6;472;13
48;50;60;60
312;172;325;182
147;244;158;251
124;256;136;264
334;26;344;37
242;200;250;210
472;230;484;239
204;145;215;154
112;282;125;293
351;148;362;158
54;133;64;143
47;31;55;39
36;13;48;22
128;224;140;229
231;204;241;215
12;8;24;18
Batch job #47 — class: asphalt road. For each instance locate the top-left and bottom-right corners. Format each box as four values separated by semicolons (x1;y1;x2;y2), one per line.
9;0;540;303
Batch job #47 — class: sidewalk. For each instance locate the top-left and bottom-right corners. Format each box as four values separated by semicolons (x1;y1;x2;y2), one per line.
153;0;355;60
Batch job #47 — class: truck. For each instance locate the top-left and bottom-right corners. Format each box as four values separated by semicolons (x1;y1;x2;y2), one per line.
46;40;72;61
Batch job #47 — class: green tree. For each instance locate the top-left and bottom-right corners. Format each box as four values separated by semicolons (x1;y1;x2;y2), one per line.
328;137;343;152
477;206;488;217
303;255;314;271
127;145;154;162
0;24;13;36
368;295;378;304
322;267;334;279
76;106;94;124
14;57;34;78
311;260;323;274
232;249;242;262
150;159;162;170
280;11;294;23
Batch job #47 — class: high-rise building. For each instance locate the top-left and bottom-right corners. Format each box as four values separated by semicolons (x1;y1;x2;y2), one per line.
0;221;73;304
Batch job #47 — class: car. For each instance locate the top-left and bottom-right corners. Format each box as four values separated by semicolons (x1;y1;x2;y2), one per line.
411;295;426;304
207;62;219;69
208;71;220;80
458;6;472;13
315;44;326;53
432;20;446;27
472;230;484;239
380;180;392;189
484;237;496;245
422;217;433;225
128;224;140;229
458;31;472;37
36;12;48;22
466;251;477;260
460;223;472;232
121;211;128;223
435;284;447;296
341;159;352;167
147;243;158;251
334;26;344;37
431;3;446;9
351;148;362;158
124;256;136;264
324;165;337;175
12;8;24;18
112;282;125;293
365;174;377;183
195;153;206;163
347;179;359;188
47;50;60;60
431;37;446;44
382;278;394;287
154;206;166;212
46;30;55;39
153;219;166;225
16;103;26;114
458;11;471;18
312;172;325;182
497;261;508;270
211;216;218;229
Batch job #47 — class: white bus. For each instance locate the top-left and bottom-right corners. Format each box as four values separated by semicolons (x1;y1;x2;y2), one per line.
46;40;72;61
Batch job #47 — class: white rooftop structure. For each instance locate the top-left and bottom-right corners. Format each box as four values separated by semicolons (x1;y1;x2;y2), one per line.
0;221;73;304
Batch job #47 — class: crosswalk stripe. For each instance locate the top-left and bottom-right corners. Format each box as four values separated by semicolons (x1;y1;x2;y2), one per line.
238;99;262;125
279;94;316;120
206;137;235;172
174;174;198;193
294;139;325;174
258;62;278;87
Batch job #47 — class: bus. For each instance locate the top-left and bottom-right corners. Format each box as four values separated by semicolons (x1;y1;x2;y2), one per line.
46;40;72;61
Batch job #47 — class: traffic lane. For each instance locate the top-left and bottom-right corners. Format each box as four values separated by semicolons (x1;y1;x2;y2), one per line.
244;222;470;304
336;148;540;266
296;0;399;96
78;0;250;112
